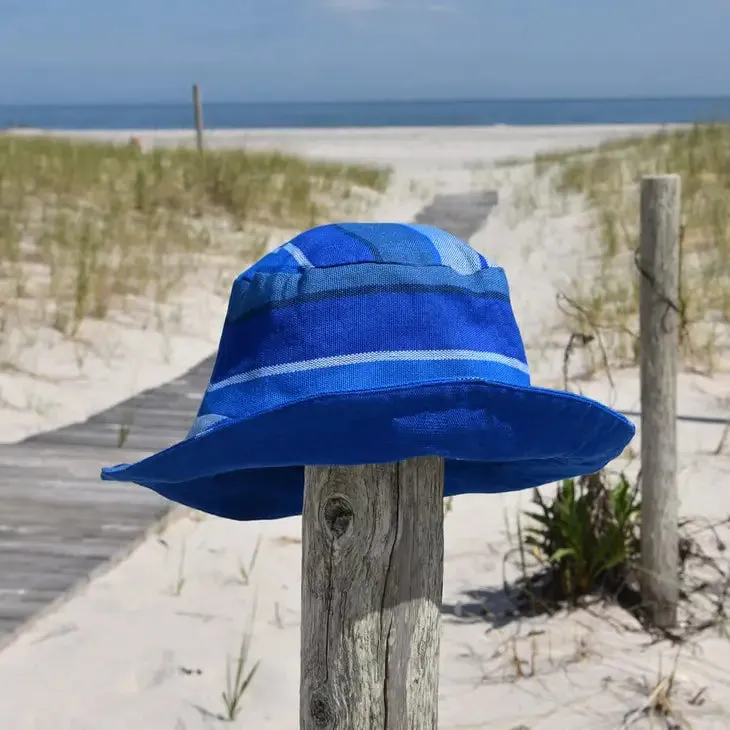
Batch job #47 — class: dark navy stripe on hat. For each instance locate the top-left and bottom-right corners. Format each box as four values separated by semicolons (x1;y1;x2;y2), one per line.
226;263;509;324
334;223;438;265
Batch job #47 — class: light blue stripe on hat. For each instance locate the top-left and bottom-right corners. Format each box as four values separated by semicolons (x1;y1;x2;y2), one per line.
188;413;232;437
283;242;313;268
408;224;489;273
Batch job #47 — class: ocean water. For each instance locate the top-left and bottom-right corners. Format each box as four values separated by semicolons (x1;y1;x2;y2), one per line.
1;97;730;130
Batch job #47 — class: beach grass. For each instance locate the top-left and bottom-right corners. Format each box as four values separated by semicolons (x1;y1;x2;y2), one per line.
0;135;389;347
532;123;730;374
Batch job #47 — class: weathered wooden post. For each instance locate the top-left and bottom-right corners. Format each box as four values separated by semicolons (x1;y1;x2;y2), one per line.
192;83;204;153
639;174;681;629
300;457;444;730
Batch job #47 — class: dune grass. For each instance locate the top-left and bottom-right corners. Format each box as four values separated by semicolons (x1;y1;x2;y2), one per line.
0;135;389;348
532;123;730;374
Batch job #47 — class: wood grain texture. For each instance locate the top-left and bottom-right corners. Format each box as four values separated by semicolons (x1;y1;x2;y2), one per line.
639;174;681;629
300;458;444;730
0;189;497;648
0;355;215;646
413;191;498;242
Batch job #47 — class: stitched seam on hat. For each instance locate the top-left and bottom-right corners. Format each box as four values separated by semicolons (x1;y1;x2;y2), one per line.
191;378;634;456
145;379;634;468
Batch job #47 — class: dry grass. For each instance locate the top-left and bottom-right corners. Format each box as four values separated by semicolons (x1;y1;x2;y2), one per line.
531;124;730;375
0;135;389;357
220;604;260;722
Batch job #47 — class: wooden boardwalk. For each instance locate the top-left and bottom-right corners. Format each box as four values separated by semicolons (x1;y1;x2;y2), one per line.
0;190;498;646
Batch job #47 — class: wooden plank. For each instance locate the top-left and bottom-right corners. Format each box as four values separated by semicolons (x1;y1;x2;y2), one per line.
0;445;153;467
413;191;499;241
28;429;191;452
0;191;498;646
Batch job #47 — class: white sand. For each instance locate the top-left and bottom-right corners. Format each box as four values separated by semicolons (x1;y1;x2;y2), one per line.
1;124;729;729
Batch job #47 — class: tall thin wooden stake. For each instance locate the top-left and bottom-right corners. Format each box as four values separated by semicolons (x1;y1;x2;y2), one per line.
639;174;681;629
192;83;204;153
300;457;444;730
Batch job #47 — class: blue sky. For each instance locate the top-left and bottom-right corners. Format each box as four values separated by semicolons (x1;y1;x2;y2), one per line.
1;0;730;103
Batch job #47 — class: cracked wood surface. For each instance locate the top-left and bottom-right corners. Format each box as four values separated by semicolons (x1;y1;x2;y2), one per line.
300;458;444;730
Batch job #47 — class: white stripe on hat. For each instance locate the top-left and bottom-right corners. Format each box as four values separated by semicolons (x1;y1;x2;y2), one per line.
207;349;529;392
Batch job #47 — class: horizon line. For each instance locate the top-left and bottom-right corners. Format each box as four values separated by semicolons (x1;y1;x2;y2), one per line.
2;94;730;108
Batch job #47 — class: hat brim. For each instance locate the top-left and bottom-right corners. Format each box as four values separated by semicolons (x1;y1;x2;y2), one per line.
101;380;635;521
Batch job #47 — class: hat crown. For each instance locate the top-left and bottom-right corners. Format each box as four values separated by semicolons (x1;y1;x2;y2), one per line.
193;223;531;437
247;222;493;275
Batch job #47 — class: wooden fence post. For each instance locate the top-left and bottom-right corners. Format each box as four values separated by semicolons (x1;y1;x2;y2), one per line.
639;174;681;629
300;457;444;730
192;84;204;153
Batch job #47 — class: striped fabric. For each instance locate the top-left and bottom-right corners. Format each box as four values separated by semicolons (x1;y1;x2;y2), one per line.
194;223;527;436
101;222;635;523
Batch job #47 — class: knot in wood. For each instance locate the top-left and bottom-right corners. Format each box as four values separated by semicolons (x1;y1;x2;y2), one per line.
309;690;334;728
323;496;353;539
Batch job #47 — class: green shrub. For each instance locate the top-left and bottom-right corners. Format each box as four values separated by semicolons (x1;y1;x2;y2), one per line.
521;471;641;605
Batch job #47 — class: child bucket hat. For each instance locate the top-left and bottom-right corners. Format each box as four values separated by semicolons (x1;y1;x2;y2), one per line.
101;223;635;521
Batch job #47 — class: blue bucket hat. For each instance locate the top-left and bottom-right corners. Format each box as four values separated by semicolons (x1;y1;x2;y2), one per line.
101;223;634;521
